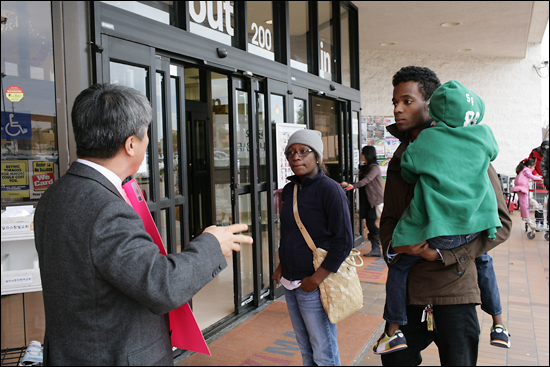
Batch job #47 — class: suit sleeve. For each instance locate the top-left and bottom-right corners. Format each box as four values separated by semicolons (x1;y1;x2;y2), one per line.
439;164;512;266
89;202;227;315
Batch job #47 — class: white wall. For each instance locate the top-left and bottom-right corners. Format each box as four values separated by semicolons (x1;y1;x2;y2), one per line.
360;43;544;177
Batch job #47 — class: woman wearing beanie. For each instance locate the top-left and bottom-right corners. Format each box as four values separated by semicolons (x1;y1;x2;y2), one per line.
374;80;511;355
272;129;353;366
340;145;384;257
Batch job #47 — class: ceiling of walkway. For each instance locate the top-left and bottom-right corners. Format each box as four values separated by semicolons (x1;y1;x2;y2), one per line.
353;1;549;58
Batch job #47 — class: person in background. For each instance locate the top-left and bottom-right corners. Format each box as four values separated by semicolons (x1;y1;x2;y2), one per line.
340;145;384;257
272;129;353;366
34;84;253;366
526;140;548;176
374;80;509;355
379;66;512;366
510;158;543;227
540;147;549;224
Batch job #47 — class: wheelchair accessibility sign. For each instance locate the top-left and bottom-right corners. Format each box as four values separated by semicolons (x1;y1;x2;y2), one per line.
1;111;32;139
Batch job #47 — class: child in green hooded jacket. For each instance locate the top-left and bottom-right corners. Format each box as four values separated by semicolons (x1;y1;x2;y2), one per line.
375;81;510;355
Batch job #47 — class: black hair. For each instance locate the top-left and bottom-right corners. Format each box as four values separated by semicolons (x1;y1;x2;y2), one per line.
392;66;441;101
71;83;152;159
516;158;536;174
361;146;378;166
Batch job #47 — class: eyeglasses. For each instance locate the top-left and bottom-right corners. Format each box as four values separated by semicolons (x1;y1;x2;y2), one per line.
286;148;313;159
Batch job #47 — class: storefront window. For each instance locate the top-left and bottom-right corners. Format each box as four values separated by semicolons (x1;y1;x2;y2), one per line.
312;96;339;181
1;1;59;205
318;1;333;81
270;94;284;124
294;98;305;124
189;0;234;47
289;1;309;72
247;1;274;61
341;5;351;87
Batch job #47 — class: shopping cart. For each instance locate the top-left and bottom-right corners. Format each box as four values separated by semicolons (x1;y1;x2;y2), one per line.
524;181;549;240
498;173;517;212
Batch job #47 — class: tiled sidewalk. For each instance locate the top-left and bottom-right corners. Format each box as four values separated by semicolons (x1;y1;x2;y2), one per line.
176;210;549;366
356;209;549;366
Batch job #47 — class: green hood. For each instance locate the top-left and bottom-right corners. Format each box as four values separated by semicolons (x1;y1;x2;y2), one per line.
428;80;485;128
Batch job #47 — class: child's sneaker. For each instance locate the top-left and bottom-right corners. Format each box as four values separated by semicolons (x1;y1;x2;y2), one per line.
490;325;511;348
373;330;407;355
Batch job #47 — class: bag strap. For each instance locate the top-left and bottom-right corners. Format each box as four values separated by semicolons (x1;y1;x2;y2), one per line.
293;184;317;252
293;184;364;268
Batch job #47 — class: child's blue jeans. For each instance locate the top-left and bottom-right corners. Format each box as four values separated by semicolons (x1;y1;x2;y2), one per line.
383;232;502;325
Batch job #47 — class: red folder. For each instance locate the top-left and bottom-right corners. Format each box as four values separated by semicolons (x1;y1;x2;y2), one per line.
122;179;211;356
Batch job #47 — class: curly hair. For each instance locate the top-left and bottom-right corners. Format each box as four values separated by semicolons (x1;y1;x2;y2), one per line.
392;66;441;101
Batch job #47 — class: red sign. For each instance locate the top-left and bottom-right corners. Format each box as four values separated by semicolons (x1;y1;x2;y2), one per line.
32;172;55;191
5;85;24;102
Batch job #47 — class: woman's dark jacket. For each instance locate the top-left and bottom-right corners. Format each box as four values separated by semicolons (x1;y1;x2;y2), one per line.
279;171;353;281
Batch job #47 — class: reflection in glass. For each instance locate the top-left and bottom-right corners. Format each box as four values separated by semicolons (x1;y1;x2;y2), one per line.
272;187;282;292
257;93;267;183
160;209;168;254
237;90;250;185
184;67;200;101
247;1;274;60
156;72;167;198
352;111;360;238
175;205;183;253
260;191;269;291
294;99;305;124
318;1;333;81
270;94;284;124
239;194;253;298
110;62;151;200
193;73;234;331
170;77;180;195
1;1;59;205
341;5;351;87
312;96;339;182
289;1;309;72
211;73;232;225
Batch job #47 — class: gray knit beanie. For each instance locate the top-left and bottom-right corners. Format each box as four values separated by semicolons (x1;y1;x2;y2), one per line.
285;129;324;163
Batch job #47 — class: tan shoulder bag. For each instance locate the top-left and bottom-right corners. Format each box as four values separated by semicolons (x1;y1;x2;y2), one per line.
293;184;364;324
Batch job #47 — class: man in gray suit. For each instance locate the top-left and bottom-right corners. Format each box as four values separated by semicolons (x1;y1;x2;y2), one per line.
34;83;253;365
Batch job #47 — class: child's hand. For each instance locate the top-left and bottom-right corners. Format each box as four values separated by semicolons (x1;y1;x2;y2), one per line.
418;248;441;261
393;241;429;255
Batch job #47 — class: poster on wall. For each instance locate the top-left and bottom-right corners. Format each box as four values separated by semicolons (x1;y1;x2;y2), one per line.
275;123;306;189
1;160;29;199
29;160;55;199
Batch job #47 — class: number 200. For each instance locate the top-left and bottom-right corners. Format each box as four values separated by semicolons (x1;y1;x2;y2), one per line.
251;22;272;50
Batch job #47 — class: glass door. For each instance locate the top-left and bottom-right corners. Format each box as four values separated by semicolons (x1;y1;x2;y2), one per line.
230;76;272;311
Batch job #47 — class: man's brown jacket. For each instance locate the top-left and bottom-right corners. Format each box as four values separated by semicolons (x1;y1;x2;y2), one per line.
380;124;512;306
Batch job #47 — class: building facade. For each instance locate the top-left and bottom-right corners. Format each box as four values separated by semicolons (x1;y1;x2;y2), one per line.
1;0;366;351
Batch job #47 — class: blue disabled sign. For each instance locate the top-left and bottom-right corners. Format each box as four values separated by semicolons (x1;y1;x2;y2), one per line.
1;111;32;139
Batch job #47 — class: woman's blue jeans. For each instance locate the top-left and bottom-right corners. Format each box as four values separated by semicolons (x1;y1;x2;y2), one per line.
384;232;502;325
283;287;341;366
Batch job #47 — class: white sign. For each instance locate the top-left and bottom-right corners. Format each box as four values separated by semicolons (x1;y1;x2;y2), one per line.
275;123;306;189
189;1;234;45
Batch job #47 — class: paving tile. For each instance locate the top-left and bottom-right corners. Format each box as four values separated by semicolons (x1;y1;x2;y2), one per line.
176;210;548;367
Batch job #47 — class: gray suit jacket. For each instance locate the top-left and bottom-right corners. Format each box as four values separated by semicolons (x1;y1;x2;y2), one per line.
34;162;227;365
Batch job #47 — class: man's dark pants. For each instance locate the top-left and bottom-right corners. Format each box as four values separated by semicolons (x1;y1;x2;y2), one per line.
381;304;480;366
